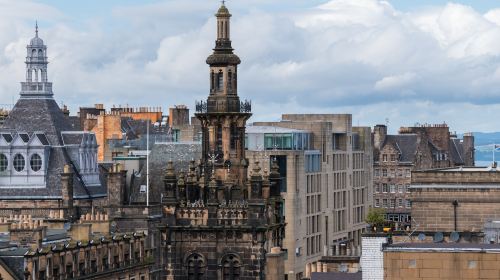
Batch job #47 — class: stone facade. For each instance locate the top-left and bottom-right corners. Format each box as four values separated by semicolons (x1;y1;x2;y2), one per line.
22;232;150;280
411;167;500;233
372;124;474;227
158;4;286;279
247;115;373;280
383;244;500;280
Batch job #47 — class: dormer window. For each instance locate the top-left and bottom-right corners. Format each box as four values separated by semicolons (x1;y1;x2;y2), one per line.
0;154;7;172
30;154;42;172
13;154;25;172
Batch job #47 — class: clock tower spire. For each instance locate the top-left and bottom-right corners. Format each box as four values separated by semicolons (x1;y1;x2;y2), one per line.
196;2;251;196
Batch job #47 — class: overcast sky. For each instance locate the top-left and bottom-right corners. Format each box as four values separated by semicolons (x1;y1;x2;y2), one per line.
1;0;500;133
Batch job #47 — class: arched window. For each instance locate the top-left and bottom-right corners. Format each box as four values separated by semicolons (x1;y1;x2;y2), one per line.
38;49;43;58
217;124;223;153
211;71;215;91
222;254;241;280
185;253;205;280
225;21;229;38
228;70;232;91
230;124;238;150
32;49;37;58
217;70;224;91
233;71;237;91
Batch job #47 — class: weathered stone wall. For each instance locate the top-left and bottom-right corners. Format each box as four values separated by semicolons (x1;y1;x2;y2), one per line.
411;187;500;232
384;251;500;280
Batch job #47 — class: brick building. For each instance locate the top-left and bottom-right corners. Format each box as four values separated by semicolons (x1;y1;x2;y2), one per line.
246;114;373;279
372;124;474;227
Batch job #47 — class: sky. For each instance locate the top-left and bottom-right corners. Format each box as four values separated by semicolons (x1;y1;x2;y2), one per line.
1;0;500;133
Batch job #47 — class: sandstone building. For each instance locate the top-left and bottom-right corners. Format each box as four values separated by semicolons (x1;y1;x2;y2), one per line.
246;114;373;280
360;233;500;280
372;124;474;227
411;166;500;233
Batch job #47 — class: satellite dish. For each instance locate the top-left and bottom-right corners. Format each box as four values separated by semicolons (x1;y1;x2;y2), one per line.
418;233;426;241
433;232;444;243
450;232;460;242
463;232;472;241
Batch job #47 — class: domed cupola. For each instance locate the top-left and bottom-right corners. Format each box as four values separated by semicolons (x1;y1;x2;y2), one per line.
21;22;52;99
30;23;44;46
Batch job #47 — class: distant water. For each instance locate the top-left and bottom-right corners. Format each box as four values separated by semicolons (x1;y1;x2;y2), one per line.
476;161;494;167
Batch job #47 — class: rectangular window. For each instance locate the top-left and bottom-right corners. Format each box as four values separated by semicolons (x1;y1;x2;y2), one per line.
375;199;380;207
390;154;396;161
382;154;387;162
389;169;395;177
382;169;387;177
398;199;403;208
382;184;388;193
375;184;380;193
374;169;380;177
405;200;411;208
389;199;395;208
382;199;388;208
264;134;274;149
406;184;411;193
282;134;293;149
390;185;396;193
398;185;404;193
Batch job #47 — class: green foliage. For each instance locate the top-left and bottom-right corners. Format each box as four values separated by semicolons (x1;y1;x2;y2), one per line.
365;207;385;226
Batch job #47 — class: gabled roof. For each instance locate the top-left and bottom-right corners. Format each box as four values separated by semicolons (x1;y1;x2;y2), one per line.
380;134;418;162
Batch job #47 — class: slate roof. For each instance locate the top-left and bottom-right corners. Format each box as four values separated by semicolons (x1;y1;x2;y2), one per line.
449;138;465;165
378;134;418;163
0;256;23;280
1;98;106;199
62;133;84;145
132;142;202;204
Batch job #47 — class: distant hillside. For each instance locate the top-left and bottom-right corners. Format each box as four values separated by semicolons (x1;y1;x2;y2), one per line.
460;132;500;162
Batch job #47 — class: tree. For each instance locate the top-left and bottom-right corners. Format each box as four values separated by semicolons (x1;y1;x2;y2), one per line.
366;207;385;229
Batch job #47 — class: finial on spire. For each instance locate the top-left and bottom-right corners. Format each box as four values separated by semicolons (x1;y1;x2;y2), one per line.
221;0;226;5
35;21;38;37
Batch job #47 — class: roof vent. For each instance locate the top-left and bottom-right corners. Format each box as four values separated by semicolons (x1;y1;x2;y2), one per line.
433;232;444;243
450;232;460;242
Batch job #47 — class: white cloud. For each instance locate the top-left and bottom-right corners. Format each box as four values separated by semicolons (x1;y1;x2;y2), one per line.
374;72;417;91
1;0;500;132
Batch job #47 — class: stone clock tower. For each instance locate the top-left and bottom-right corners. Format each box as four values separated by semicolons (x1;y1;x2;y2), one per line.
195;3;252;193
161;4;285;279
